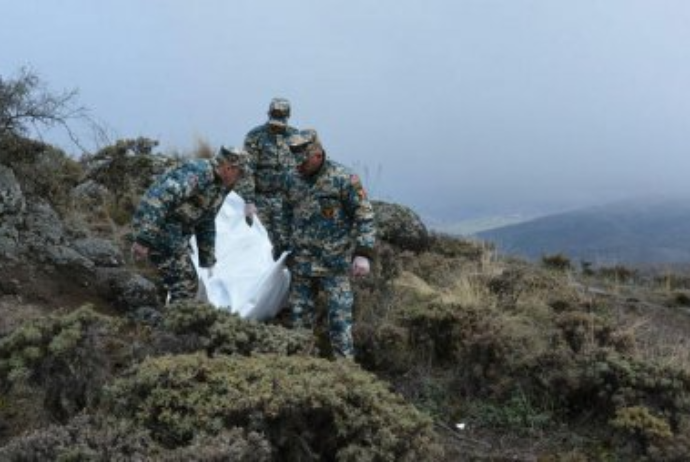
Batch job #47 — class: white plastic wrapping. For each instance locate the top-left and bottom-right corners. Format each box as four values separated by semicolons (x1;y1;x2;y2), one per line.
192;192;290;321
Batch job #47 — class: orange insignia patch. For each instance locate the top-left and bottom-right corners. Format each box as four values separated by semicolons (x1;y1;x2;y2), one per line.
322;207;335;219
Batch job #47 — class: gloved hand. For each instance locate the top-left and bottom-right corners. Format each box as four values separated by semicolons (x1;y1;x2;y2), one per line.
351;256;370;278
244;203;257;226
245;203;257;218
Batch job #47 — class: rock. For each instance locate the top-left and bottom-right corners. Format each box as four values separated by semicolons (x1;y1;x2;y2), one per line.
96;268;159;310
70;180;109;210
22;201;65;249
0;165;25;216
72;237;124;267
372;200;430;251
0;165;25;258
43;245;96;273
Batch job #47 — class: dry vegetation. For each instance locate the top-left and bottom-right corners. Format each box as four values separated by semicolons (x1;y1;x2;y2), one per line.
1;131;690;460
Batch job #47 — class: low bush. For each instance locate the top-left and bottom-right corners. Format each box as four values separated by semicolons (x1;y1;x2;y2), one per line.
106;353;443;461
0;305;124;423
161;300;316;357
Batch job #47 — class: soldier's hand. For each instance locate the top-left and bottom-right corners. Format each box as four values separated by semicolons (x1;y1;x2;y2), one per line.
351;256;371;278
131;242;149;262
245;203;258;218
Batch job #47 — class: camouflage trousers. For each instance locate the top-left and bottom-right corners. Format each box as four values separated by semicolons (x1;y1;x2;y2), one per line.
255;194;289;258
149;248;198;304
289;274;354;358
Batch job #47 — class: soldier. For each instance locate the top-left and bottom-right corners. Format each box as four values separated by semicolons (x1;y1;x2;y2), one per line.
131;146;248;304
238;98;299;257
284;129;376;359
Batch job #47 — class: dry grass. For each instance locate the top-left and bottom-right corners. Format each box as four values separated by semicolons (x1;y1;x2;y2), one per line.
192;136;214;159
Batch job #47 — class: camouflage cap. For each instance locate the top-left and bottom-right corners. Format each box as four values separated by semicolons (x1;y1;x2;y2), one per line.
268;98;291;127
288;128;320;163
216;146;248;171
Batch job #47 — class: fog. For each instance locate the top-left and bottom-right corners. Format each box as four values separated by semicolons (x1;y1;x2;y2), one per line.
2;0;689;224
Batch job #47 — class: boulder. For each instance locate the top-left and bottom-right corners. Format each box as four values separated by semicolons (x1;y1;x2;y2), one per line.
0;165;25;258
372;200;430;251
95;268;159;310
72;237;124;267
21;202;65;250
0;165;25;216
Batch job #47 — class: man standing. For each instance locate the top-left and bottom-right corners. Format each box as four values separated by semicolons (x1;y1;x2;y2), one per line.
131;146;247;304
239;98;299;257
284;129;376;359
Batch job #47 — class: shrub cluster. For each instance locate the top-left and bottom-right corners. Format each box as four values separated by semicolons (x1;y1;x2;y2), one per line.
0;305;124;423
161;300;316;357
106;353;443;461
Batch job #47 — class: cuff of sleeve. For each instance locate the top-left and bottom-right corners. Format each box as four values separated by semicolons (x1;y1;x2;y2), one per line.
199;255;216;268
353;246;375;260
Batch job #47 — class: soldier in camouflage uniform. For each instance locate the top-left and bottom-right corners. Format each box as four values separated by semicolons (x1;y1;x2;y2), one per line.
283;129;375;358
238;98;299;257
131;147;248;304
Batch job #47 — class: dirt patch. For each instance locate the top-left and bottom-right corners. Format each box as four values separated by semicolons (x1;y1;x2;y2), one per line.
0;261;117;336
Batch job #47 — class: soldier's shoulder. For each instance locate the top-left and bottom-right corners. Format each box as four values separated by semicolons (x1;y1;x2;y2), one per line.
245;124;268;139
172;159;213;183
326;159;355;178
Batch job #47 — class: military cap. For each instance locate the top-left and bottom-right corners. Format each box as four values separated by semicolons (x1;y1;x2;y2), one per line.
268;98;291;127
216;146;249;170
288;128;320;163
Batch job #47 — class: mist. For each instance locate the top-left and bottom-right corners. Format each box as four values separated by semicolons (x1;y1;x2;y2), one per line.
2;0;689;223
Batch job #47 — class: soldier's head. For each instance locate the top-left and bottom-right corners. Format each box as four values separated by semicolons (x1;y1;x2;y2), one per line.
289;128;324;177
215;146;248;187
267;98;291;133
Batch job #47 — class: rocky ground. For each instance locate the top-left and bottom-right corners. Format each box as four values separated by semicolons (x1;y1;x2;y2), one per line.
2;136;690;460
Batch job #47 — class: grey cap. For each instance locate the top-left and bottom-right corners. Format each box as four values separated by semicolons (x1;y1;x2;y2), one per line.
216;146;249;170
268;98;291;127
288;128;320;163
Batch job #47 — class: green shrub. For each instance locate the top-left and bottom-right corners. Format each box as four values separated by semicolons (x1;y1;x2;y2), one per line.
106;353;443;460
162;300;316;357
0;415;156;461
542;253;572;272
611;405;673;441
0;306;124;422
0;135;83;214
464;388;554;434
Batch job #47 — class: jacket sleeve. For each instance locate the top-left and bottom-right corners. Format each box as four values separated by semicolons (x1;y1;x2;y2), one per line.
234;131;258;203
132;168;199;249
342;174;376;259
194;208;218;268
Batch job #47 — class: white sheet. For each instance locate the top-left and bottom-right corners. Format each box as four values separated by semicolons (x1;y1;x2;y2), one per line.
192;192;290;321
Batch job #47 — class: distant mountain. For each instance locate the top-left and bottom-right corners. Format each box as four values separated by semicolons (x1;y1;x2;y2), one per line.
477;196;690;264
430;213;540;236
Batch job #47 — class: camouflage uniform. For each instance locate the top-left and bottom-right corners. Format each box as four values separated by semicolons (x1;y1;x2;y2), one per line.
283;130;376;358
238;98;299;256
132;156;235;303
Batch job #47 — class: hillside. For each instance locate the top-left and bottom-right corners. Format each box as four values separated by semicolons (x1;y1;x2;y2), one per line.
477;196;690;264
2;136;690;460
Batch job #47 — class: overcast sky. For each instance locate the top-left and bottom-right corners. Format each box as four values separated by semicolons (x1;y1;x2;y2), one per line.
2;1;689;222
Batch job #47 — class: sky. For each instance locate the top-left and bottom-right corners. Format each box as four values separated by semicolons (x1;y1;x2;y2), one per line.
2;0;689;224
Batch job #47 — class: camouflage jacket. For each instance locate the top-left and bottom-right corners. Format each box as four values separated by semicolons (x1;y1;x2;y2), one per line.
283;157;376;276
237;123;299;202
132;159;230;267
